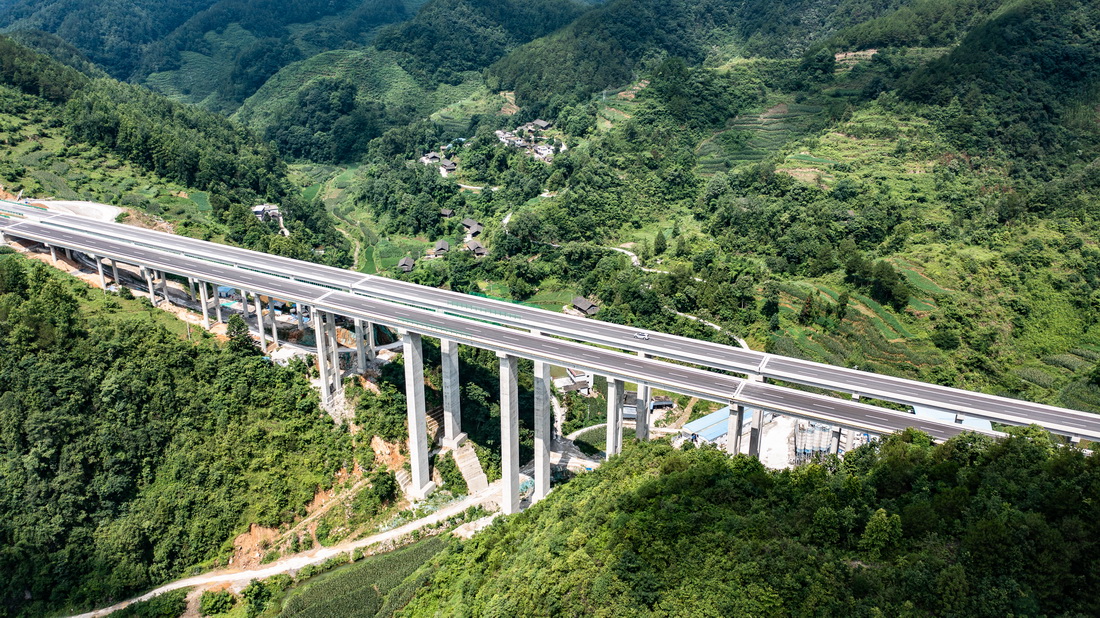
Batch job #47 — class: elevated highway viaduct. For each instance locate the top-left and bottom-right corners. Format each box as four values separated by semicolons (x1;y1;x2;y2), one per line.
0;216;1014;513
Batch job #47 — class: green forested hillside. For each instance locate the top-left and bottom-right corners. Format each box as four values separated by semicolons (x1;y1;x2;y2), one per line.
402;434;1100;616
135;0;416;112
0;35;351;265
487;0;915;103
374;0;591;83
0;252;355;616
0;0;218;78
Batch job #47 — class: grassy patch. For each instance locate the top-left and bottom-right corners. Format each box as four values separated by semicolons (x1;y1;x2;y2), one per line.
278;537;448;618
573;427;636;458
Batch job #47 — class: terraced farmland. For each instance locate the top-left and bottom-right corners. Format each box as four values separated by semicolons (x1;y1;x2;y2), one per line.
695;103;823;174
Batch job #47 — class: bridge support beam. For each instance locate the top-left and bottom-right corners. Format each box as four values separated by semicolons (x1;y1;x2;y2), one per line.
606;378;623;458
440;339;466;448
312;308;334;409
187;277;196;300
635;352;650;441
213;284;222;323
355;319;367;373
727;403;745;455
267;299;278;346
325;313;339;391
49;244;57;263
498;352;520;514
831;427;843;454
748;407;764;458
159;271;169;305
95;256;106;291
198;280;210;329
254;294;267;351
296;304;305;330
533;360;551;502
402;330;435;501
143;268;156;305
240;289;249;319
111;259;120;286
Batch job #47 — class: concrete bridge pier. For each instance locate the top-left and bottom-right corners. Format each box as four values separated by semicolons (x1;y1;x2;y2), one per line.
94;255;106;291
48;244;57;262
401;329;436;500
325;312;339;390
111;259;120;286
213;283;222;323
636;352;650;441
831;427;843;454
143;268;156;305
498;352;520;514
267;299;278;345
254;293;267;350
187;277;196;300
606;378;623;458
198;280;211;329
726;403;745;455
239;289;249;319
533;360;551;502
312;308;333;407
440;339;466;448
158;271;169;305
845;428;857;452
748;407;764;457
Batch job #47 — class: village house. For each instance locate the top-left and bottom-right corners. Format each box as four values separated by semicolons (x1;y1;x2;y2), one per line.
461;218;484;236
251;203;280;221
398;256;415;272
465;239;487;257
572;297;599;316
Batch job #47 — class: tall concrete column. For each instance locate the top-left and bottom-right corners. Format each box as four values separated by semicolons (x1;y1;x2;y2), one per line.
440;339;466;448
533;360;552;502
95;256;106;291
158;271;169;303
845;428;857;452
111;259;120;285
240;289;249;319
831;427;843;454
748;407;765;457
726;403;745;455
267;299;278;346
635;352;650;441
213;285;223;323
187;277;196;300
296;304;305;329
49;245;57;262
325;313;339;388
312;308;333;408
401;329;435;500
606;378;623;458
254;295;267;351
498;352;520;515
143;268;156;305
198;280;210;329
366;321;376;360
355;319;367;373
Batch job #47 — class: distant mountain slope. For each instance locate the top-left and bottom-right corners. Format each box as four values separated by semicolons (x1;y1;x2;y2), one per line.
902;0;1100;166
374;0;592;82
134;0;416;111
487;0;915;104
0;0;218;78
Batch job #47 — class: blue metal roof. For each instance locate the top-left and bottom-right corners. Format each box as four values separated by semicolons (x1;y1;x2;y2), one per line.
681;406;754;443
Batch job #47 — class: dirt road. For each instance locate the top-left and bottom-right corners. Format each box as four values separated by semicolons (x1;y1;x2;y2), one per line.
71;483;503;618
